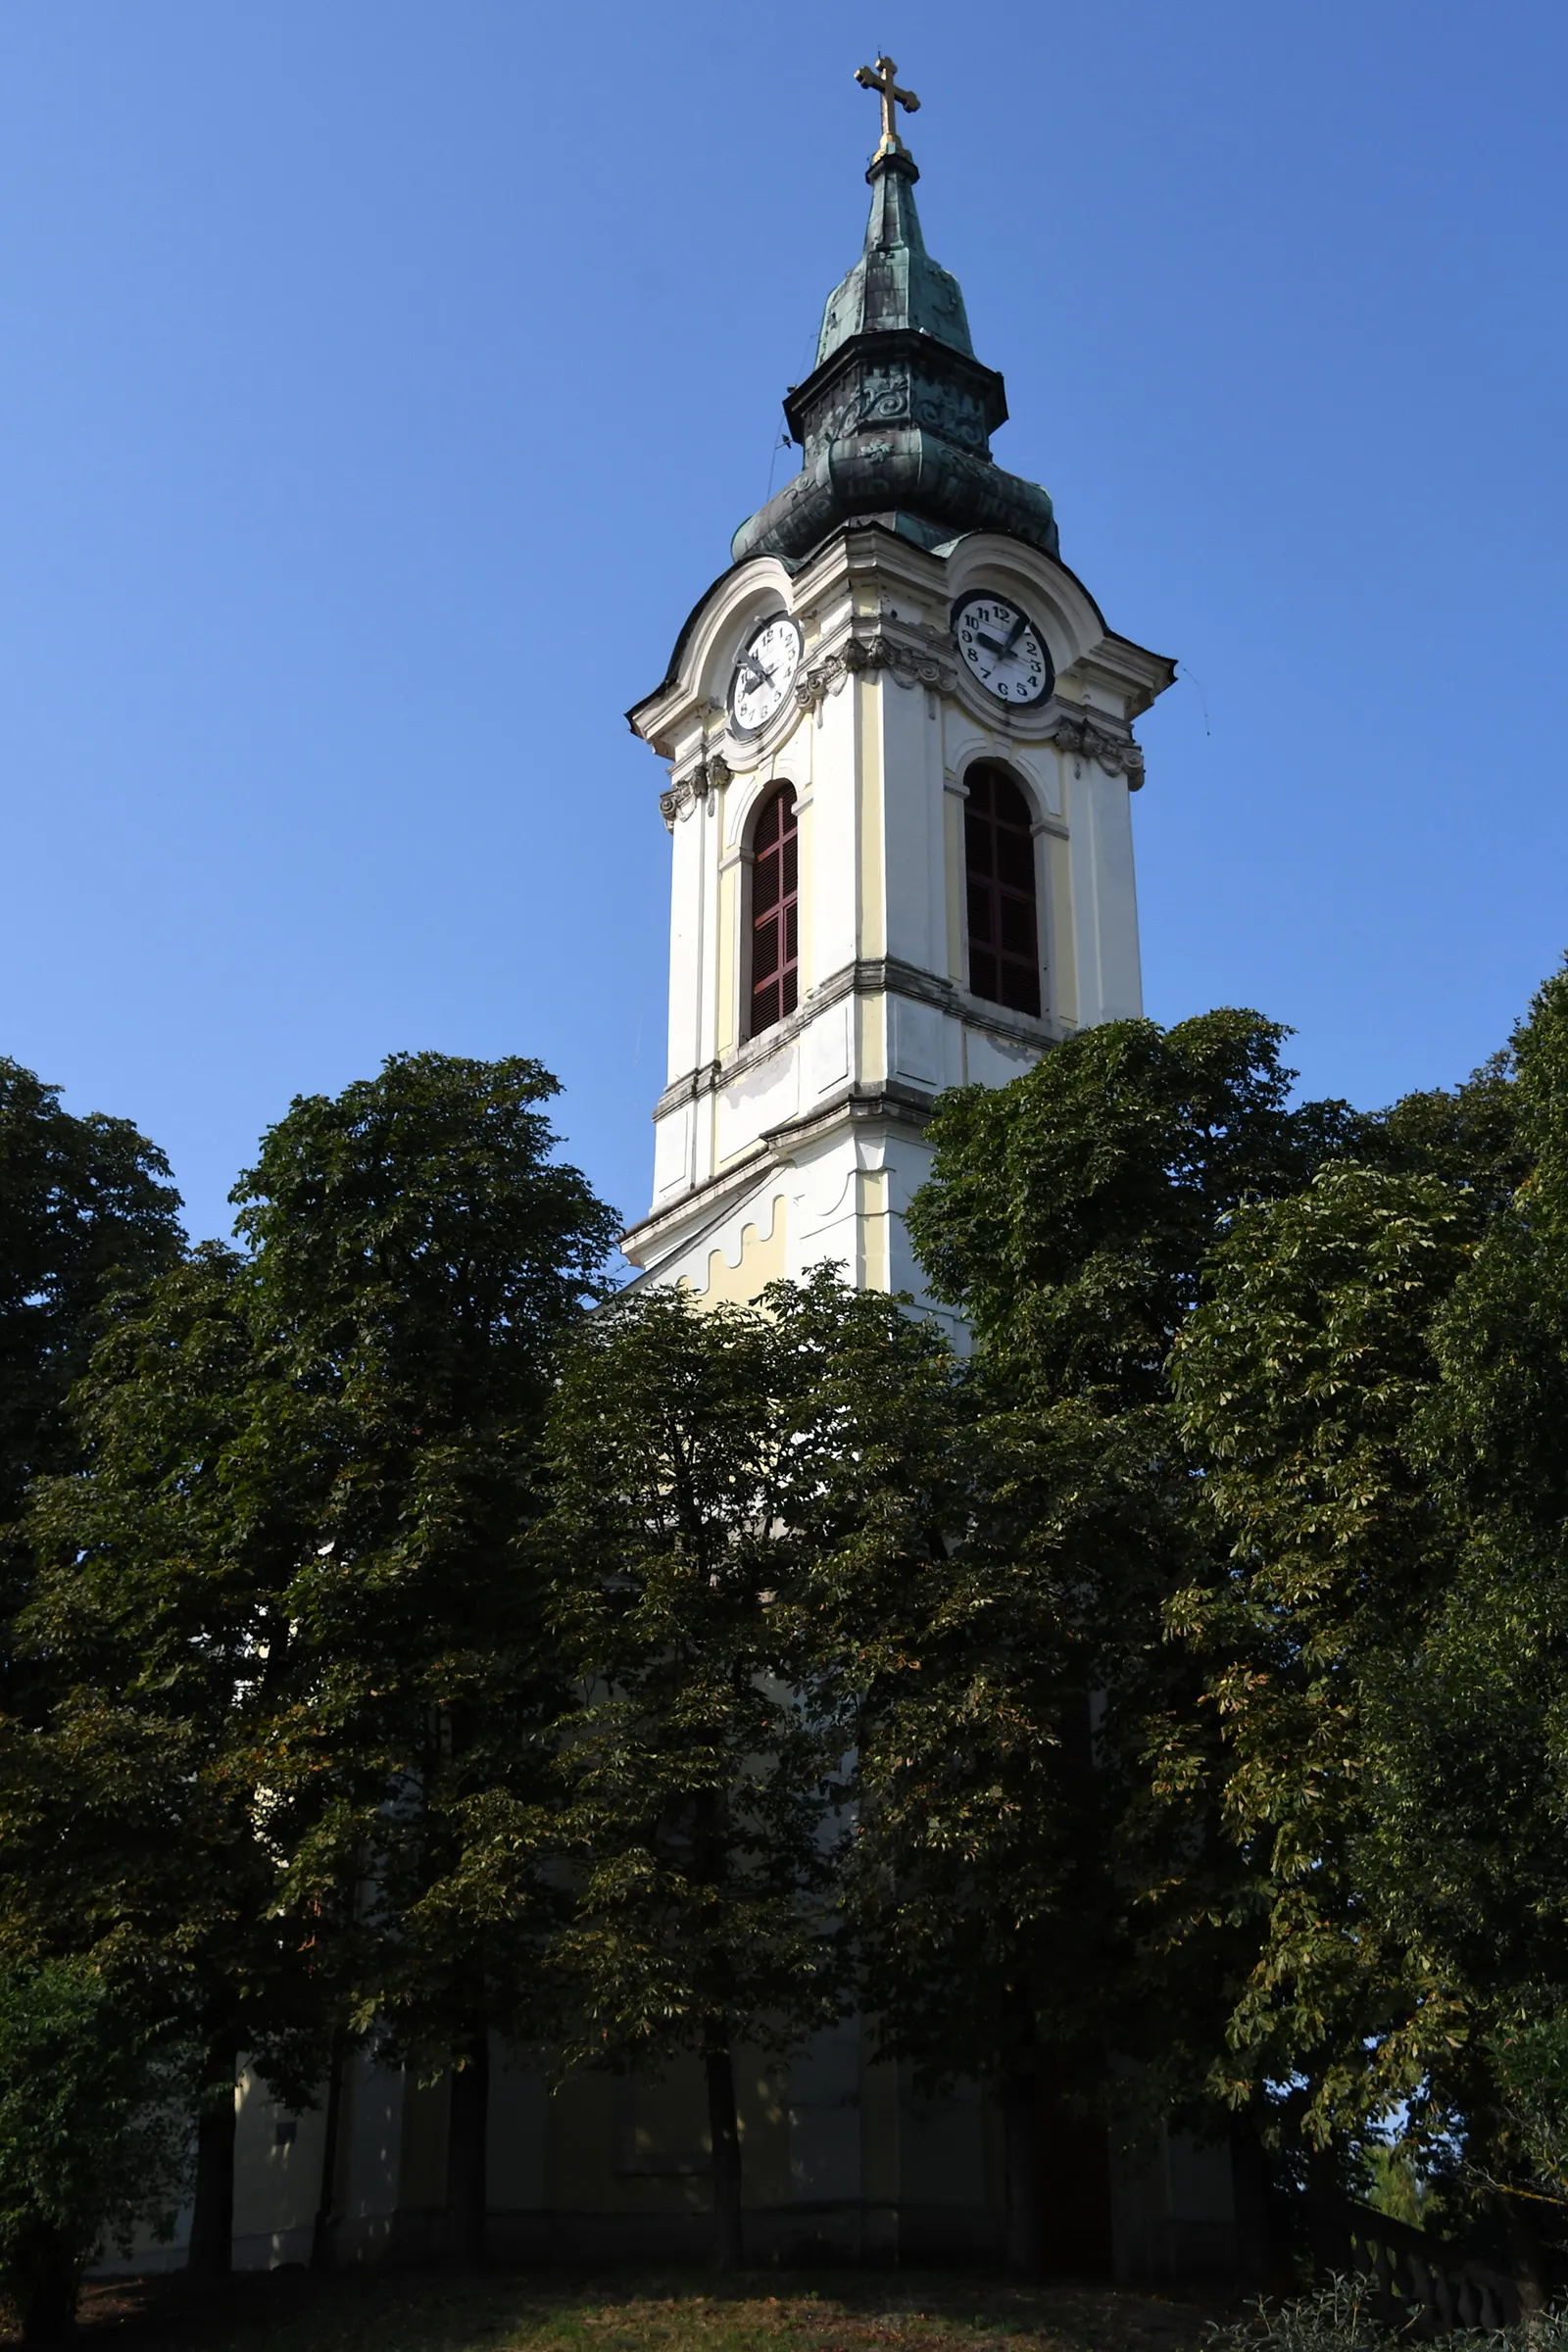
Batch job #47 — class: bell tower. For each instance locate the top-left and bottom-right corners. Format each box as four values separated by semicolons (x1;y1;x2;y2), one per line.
621;65;1174;1308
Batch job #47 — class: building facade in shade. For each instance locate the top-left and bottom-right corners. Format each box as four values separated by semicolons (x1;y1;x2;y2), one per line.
106;66;1248;2285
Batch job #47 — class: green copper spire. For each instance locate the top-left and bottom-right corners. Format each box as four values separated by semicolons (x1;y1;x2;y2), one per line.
731;64;1058;571
815;147;975;367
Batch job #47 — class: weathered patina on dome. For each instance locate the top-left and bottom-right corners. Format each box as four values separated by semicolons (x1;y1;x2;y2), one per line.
814;151;974;365
731;140;1058;571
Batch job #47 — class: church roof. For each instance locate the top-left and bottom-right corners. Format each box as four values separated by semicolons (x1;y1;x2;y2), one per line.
813;150;975;366
730;107;1060;572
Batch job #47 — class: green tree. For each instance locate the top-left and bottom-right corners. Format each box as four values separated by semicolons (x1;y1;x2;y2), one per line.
1371;970;1568;2267
15;1246;327;2278
1167;1004;1568;2285
0;1056;182;1577
1168;1161;1481;2137
236;1051;618;2265
0;1957;191;2345
892;1010;1359;2272
538;1272;964;2272
906;1008;1359;1397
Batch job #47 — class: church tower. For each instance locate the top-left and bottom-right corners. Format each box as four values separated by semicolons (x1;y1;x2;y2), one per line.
622;62;1174;1307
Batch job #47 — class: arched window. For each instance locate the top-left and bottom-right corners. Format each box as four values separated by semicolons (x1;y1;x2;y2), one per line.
964;763;1041;1017
749;784;799;1038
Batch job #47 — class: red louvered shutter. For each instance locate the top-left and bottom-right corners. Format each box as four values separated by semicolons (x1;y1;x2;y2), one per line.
750;785;800;1038
963;764;1041;1017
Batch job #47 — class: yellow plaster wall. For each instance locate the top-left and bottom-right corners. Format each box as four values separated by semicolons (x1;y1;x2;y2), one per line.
855;988;888;1093
398;2072;451;2211
231;2068;321;2241
859;1168;891;1294
543;2052;789;2213
546;2069;623;2211
945;787;965;983
1046;819;1077;1029
795;786;814;993
857;677;885;958
683;1196;787;1307
714;848;738;1058
860;2053;902;2206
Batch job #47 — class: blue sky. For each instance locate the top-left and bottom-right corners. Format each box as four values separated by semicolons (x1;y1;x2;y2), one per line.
4;2;1565;1244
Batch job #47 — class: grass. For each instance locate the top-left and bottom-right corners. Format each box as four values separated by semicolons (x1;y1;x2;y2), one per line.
53;2267;1229;2352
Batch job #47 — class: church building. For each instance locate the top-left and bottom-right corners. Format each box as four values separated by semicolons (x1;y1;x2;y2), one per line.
123;61;1241;2284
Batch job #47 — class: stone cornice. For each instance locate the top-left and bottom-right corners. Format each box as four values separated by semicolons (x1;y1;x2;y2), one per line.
621;1079;942;1264
651;955;1054;1123
632;520;1174;778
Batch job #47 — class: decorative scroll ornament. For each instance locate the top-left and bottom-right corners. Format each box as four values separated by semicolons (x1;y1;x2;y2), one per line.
1040;706;1146;786
659;753;733;831
796;628;956;712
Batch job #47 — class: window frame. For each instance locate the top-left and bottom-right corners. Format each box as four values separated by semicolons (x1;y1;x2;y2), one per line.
960;760;1046;1021
746;781;800;1042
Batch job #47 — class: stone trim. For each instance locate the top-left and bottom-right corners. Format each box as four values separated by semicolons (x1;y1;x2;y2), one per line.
795;624;956;712
623;1081;945;1263
651;955;1054;1122
659;752;732;831
1039;705;1145;786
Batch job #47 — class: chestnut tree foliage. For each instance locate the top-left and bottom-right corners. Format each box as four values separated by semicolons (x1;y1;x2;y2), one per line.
2;1053;617;2274
0;1058;183;1535
1171;966;1568;2281
536;1271;966;2272
885;1011;1362;2267
4;967;1568;2285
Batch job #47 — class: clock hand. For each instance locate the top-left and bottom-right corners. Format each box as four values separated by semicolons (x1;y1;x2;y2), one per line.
973;631;1008;656
1000;612;1028;658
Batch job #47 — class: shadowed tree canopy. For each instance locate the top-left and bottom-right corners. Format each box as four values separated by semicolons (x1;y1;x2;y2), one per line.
6;1053;619;2277
905;1010;1362;1402
537;1270;967;2273
881;1012;1363;2273
234;1051;619;2267
14;1243;319;2278
0;1058;183;1531
1167;979;1568;2284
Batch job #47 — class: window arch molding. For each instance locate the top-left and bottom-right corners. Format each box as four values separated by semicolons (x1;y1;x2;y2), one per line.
723;758;808;856
958;757;1046;1021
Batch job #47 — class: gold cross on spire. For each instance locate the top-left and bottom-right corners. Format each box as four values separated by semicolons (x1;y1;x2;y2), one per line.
855;53;920;155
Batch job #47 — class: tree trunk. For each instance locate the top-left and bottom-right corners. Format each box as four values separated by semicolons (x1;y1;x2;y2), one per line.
445;2024;490;2266
1231;2106;1275;2288
16;2238;77;2345
705;2034;744;2274
311;2031;349;2273
187;2026;239;2277
1034;2056;1112;2278
1000;2064;1046;2278
1501;2188;1548;2321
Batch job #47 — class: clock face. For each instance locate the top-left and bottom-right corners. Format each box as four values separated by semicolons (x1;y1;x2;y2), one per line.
729;613;803;735
953;594;1054;708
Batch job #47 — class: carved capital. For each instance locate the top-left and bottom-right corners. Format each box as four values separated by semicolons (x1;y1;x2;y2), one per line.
660;751;732;830
796;626;956;712
659;776;702;830
1040;706;1146;786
